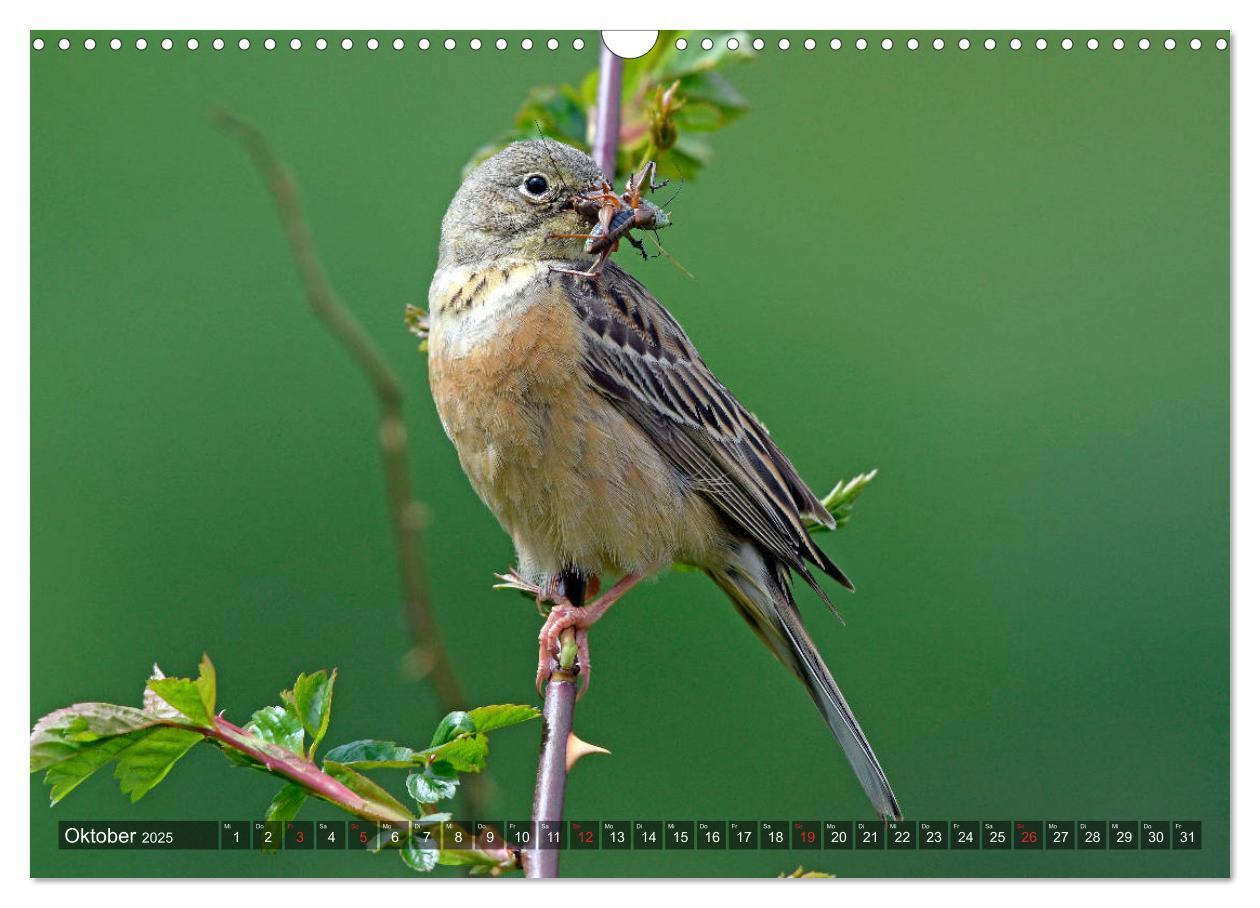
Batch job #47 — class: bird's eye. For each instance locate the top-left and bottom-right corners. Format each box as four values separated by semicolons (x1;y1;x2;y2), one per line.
523;174;549;196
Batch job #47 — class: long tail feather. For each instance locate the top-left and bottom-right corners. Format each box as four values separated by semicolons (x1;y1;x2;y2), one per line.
708;548;902;820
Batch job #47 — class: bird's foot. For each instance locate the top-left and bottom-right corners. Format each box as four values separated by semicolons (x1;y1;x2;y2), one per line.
534;570;649;697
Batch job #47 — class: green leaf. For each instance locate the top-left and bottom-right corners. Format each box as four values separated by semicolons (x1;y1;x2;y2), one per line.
400;835;439;873
286;670;336;758
429;710;476;747
322;739;417;769
114;726;204;801
322;762;414;822
43;732;145;805
195;654;217;719
266;783;308;823
244;704;305;756
418;733;489;773
658;31;755;79
810;469;878;534
466;704;540;734
31;703;165;773
405;761;460;805
142;656;217;728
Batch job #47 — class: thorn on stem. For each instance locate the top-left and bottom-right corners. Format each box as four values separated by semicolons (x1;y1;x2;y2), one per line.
565;732;610;771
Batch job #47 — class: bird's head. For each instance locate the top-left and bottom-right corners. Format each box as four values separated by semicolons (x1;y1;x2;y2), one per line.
437;139;605;269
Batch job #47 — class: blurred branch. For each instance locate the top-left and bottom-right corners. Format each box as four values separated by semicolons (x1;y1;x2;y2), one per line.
213;110;479;809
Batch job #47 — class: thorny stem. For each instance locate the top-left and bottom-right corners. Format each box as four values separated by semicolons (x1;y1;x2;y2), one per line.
209;716;409;823
214;111;483;814
526;584;583;879
525;45;626;881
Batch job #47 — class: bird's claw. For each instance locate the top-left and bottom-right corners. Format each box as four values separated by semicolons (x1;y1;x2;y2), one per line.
536;602;593;698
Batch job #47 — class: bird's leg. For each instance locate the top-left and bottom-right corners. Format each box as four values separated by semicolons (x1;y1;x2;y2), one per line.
536;569;649;697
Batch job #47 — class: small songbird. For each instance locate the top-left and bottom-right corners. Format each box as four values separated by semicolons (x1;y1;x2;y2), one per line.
426;139;901;820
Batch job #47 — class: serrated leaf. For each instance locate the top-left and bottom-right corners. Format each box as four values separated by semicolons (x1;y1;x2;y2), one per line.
31;704;163;771
405;761;460;805
266;783;308;823
114;726;203;802
195;654;217;720
322;739;417;769
287;670;335;758
43;732;145;805
322;761;414;822
146;678;213;728
466;704;540;734
244;704;304;756
429;710;476;747
418;733;489;773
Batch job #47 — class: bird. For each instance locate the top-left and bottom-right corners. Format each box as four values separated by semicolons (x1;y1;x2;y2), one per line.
425;138;901;821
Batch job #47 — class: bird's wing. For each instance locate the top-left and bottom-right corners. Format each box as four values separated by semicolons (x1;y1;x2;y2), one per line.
552;263;853;597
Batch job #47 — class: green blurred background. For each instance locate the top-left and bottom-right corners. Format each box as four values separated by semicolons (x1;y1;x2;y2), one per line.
30;30;1228;878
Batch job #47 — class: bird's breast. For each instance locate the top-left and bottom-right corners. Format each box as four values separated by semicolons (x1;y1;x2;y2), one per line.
425;262;722;579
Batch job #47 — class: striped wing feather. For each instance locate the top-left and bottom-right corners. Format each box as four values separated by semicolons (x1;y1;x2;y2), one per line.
553;264;853;598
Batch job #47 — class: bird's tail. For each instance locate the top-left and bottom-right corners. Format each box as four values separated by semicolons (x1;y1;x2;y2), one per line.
707;544;902;821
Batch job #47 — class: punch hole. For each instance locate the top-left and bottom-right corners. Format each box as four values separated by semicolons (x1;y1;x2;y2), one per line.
110;38;121;50
1216;38;1227;50
496;38;507;50
984;38;995;50
779;38;791;51
573;38;585;50
1010;38;1022;50
702;38;714;50
1036;37;1047;50
521;38;532;50
857;37;869;50
392;38;403;51
1113;38;1125;50
752;38;765;51
444;38;455;50
804;38;816;51
135;38;146;50
957;37;969;50
881;38;893;50
933;38;944;50
601;31;658;60
1061;38;1073;50
1087;38;1099;50
186;38;198;51
316;37;327;51
292;38;303;50
265;38;277;51
907;38;919;50
343;38;355;50
830;38;842;50
1190;38;1202;50
238;38;250;50
162;38;173;51
32;37;44;50
418;38;430;50
367;38;379;51
213;38;224;51
470;38;482;51
726;37;739;50
84;38;96;50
